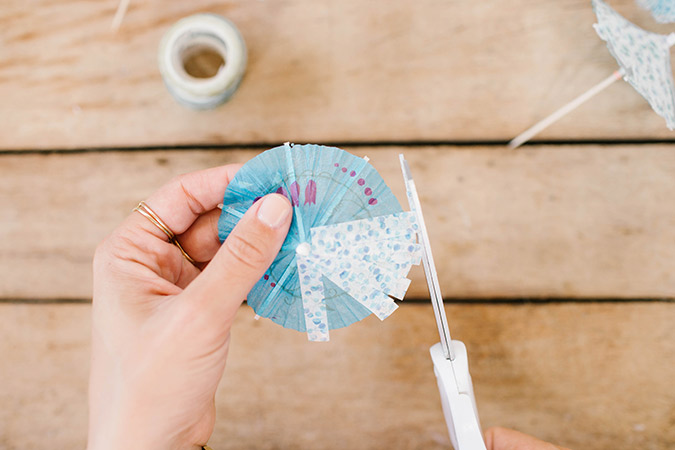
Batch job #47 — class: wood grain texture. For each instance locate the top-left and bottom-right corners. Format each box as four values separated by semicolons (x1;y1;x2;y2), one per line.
3;145;675;300
1;0;674;150
0;302;672;449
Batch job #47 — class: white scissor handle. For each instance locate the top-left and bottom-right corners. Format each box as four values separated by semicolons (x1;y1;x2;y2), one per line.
431;341;486;450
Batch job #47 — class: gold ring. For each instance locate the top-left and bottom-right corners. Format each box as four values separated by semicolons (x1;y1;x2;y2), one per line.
133;201;196;264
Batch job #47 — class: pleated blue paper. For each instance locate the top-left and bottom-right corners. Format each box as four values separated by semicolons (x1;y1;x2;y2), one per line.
218;143;418;340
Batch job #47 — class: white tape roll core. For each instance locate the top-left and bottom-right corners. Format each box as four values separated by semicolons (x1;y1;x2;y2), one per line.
158;14;247;109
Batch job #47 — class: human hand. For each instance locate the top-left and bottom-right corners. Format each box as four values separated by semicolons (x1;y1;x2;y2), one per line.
87;165;293;450
485;427;572;450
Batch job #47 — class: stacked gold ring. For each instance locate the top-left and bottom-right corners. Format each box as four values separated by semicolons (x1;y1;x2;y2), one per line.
133;201;196;264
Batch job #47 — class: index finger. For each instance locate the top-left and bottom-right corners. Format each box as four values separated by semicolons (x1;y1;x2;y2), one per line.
131;163;242;240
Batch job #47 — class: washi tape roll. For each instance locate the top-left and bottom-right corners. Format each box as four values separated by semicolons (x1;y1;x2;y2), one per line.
158;13;247;109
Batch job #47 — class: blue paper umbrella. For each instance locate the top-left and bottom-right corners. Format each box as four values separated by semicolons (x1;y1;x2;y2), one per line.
637;0;675;24
218;143;422;341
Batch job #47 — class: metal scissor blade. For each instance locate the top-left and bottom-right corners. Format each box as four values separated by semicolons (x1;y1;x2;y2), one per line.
399;155;455;361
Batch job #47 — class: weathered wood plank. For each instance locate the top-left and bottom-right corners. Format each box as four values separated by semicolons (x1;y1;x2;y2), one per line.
1;1;673;149
0;302;672;449
2;145;675;300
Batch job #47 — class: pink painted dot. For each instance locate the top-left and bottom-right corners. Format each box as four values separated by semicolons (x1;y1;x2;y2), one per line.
350;170;356;177
357;178;365;186
368;198;378;205
364;187;372;196
270;282;276;287
341;167;347;173
263;274;269;280
334;163;339;167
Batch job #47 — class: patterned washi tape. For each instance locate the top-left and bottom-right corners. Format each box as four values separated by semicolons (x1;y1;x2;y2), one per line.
158;13;247;109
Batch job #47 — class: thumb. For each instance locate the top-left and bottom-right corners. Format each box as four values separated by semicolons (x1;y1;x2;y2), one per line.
186;193;293;318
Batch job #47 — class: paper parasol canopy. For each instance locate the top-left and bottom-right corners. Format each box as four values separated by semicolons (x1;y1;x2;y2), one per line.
638;0;675;23
593;0;675;129
218;143;422;341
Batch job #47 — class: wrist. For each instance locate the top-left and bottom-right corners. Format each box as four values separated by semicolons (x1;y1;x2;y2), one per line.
88;391;175;450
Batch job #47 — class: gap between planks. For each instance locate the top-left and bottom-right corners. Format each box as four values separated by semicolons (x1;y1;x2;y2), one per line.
0;298;673;305
1;138;675;155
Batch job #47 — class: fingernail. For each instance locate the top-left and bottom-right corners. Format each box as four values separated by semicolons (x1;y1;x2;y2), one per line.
257;194;292;228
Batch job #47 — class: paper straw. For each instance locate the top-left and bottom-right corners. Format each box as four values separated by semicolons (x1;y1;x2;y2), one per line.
111;0;131;32
508;69;625;149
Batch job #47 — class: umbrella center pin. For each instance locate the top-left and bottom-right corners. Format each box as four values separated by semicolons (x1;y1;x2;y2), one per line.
295;242;311;256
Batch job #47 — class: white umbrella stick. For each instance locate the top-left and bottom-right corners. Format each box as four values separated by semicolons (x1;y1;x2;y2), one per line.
508;69;624;149
111;0;132;32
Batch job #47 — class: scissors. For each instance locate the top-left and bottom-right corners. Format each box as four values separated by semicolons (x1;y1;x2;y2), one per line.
400;155;487;450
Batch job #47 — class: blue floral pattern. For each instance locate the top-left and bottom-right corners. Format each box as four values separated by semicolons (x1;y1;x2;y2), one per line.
298;212;422;341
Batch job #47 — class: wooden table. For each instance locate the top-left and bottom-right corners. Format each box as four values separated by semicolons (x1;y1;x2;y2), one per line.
1;1;673;448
